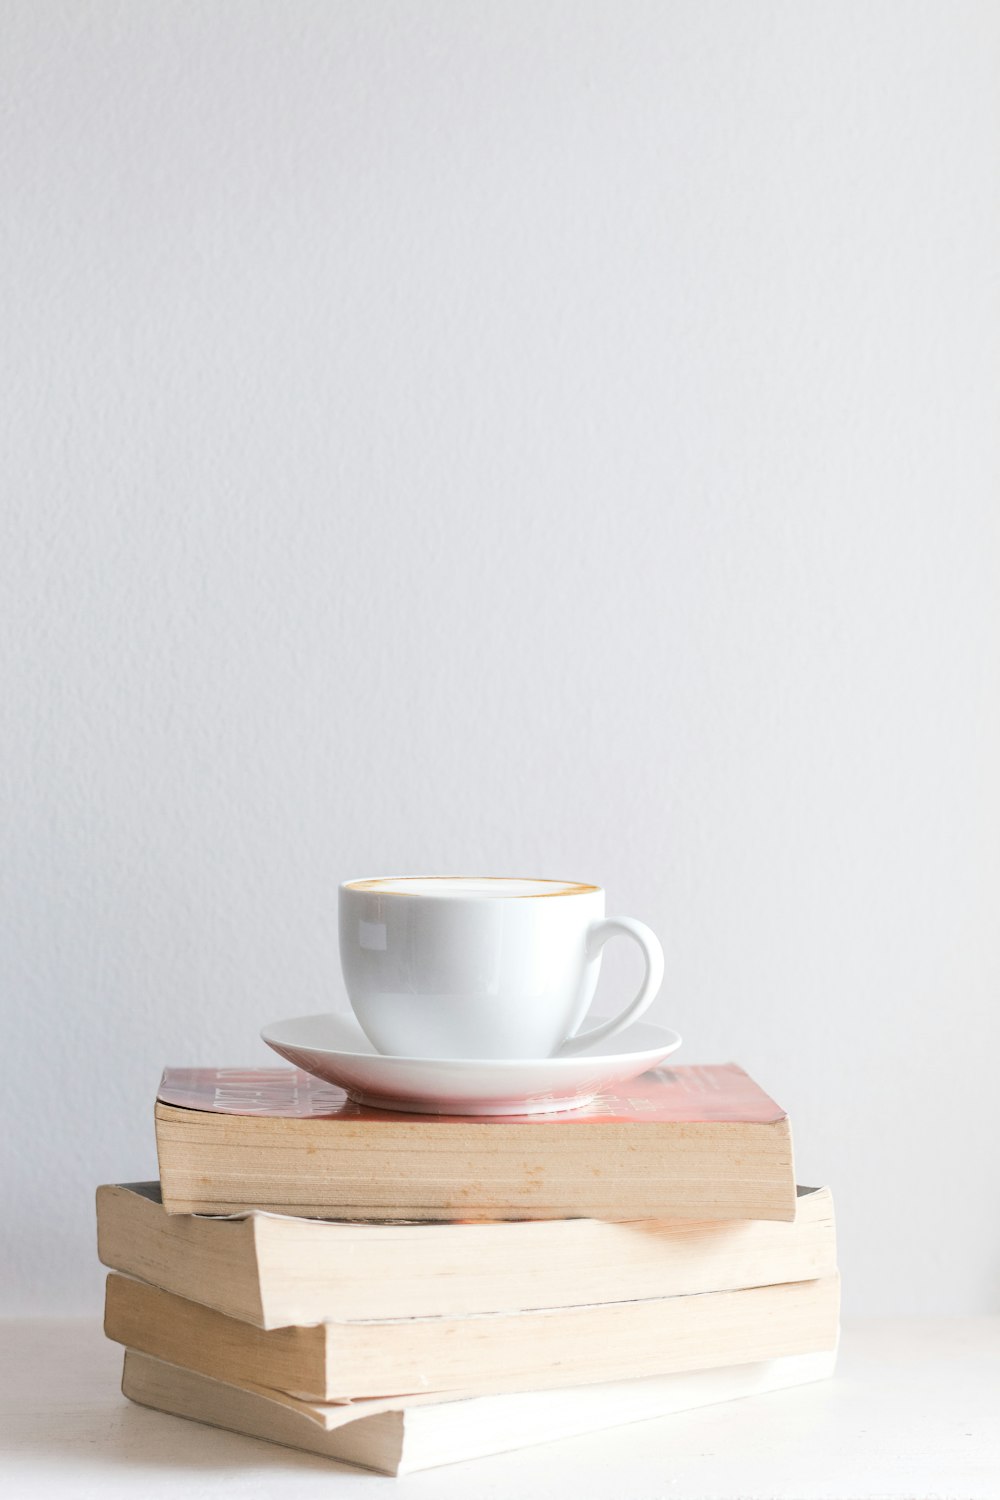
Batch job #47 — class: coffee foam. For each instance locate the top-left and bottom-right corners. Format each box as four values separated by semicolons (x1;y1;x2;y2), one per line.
343;877;598;899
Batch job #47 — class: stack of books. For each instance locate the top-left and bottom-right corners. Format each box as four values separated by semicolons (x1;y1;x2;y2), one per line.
97;1063;839;1476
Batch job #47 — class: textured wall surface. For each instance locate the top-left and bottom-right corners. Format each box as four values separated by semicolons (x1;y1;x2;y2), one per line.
2;0;998;1316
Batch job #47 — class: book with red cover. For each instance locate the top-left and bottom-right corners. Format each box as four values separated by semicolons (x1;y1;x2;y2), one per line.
157;1063;786;1124
155;1064;795;1223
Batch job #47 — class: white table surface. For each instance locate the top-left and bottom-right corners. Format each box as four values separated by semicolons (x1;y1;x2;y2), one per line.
1;1318;997;1499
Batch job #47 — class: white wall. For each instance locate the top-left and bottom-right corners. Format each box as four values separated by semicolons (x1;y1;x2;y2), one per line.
2;0;998;1318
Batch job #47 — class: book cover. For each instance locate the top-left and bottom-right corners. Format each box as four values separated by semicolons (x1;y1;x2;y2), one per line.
157;1063;787;1125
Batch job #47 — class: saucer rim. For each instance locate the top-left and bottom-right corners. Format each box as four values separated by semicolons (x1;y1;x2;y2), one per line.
260;1013;682;1071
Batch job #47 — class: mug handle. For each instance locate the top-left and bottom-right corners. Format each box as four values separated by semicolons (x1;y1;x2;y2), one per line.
558;916;665;1055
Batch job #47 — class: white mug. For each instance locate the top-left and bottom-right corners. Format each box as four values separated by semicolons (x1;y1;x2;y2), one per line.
338;876;664;1060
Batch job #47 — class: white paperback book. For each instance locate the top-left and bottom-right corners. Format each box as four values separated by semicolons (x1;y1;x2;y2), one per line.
122;1344;838;1476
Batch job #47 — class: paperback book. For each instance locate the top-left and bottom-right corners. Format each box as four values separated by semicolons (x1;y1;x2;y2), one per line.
105;1269;840;1401
154;1063;796;1221
98;1182;835;1326
121;1347;839;1476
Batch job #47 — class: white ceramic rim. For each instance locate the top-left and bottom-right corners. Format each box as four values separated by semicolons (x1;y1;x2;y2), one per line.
340;876;600;899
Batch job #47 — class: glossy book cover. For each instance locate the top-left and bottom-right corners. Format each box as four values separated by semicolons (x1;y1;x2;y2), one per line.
157;1064;786;1125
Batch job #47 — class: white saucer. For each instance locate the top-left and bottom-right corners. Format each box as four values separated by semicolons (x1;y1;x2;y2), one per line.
259;1012;682;1116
